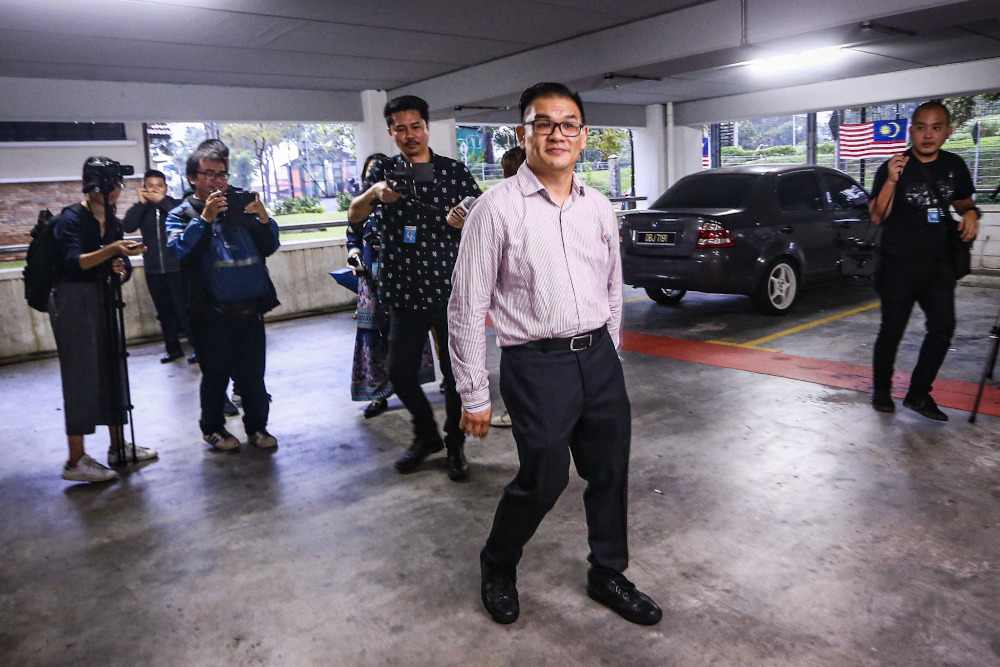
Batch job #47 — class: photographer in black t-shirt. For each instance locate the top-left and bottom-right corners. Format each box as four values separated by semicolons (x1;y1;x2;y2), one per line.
869;101;981;420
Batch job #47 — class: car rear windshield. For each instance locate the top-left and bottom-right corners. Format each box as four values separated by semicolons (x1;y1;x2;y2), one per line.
651;173;758;209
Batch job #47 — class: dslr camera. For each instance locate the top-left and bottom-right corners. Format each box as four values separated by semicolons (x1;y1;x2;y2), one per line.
388;161;435;199
82;157;135;194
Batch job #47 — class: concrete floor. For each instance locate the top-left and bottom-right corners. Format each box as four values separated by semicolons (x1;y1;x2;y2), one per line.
3;281;1000;666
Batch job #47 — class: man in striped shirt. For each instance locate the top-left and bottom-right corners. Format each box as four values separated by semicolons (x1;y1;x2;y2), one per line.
449;82;662;626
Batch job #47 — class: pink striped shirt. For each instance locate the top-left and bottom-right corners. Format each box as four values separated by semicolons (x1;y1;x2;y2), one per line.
448;162;623;413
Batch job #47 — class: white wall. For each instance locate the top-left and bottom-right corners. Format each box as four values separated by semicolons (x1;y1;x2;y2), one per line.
0;123;146;184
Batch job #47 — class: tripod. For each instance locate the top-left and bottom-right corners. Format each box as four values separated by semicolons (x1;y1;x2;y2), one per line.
100;187;137;461
969;296;1000;423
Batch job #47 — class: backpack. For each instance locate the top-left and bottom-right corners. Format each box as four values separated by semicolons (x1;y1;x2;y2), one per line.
22;203;82;312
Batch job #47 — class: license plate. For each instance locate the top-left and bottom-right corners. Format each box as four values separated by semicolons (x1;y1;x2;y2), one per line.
636;231;676;245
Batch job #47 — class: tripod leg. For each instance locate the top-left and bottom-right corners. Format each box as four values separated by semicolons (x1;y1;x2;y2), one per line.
114;278;137;459
970;330;1000;423
104;277;129;462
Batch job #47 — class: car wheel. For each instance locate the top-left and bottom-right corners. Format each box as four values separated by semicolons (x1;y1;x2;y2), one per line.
645;287;687;305
751;259;798;315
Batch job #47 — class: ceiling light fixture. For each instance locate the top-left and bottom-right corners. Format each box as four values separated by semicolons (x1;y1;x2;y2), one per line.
746;45;847;73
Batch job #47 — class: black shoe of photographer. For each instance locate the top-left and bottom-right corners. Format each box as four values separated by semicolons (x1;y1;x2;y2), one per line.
481;560;519;624
363;399;388;419
187;353;198;364
223;395;240;417
394;437;443;473
587;573;662;626
445;444;469;481
160;351;184;364
903;393;948;421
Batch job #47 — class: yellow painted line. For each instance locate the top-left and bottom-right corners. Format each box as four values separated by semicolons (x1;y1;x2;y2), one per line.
624;296;648;304
742;300;880;347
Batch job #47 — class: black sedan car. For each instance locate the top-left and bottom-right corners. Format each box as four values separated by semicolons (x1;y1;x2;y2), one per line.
620;164;873;314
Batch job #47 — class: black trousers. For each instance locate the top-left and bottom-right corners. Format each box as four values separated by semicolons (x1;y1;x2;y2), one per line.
873;261;956;397
146;271;191;356
191;312;268;435
482;333;631;576
387;307;463;449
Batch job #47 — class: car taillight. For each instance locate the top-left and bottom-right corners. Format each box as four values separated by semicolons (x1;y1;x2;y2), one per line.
696;220;734;248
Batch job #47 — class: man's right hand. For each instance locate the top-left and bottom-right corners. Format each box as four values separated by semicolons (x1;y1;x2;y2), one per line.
460;407;492;438
887;153;909;184
140;187;165;205
201;189;227;222
372;181;402;204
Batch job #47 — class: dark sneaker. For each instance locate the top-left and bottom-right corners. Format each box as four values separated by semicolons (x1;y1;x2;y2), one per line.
871;391;895;413
223;395;240;416
481;560;519;624
248;429;278;449
587;574;662;625
160;352;184;363
394;437;443;473
903;393;948;421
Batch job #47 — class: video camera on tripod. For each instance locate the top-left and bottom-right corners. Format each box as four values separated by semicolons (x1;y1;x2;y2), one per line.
82;158;135;194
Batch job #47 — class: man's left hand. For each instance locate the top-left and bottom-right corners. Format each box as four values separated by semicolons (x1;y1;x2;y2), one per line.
446;206;466;229
246;192;270;224
460;408;491;438
959;210;979;242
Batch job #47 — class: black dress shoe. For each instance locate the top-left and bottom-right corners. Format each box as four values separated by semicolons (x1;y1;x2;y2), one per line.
394;437;443;473
587;574;662;625
446;446;469;481
223;395;240;417
481;561;519;624
363;399;388;419
871;391;895;413
160;352;184;364
187;353;198;364
903;393;948;421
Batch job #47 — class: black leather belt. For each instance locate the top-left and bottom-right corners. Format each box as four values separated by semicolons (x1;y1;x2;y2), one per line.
519;326;606;352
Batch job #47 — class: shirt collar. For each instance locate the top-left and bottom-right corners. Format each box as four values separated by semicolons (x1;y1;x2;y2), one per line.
515;161;586;200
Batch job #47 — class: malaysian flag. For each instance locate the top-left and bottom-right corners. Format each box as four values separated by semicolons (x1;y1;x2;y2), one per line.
702;137;710;169
839;120;908;159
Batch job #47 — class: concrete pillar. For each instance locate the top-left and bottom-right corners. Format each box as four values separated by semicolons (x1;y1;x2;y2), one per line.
632;104;666;210
353;90;391;174
428;118;458;160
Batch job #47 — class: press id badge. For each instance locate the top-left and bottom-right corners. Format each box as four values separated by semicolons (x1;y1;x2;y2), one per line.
403;225;417;243
927;208;941;224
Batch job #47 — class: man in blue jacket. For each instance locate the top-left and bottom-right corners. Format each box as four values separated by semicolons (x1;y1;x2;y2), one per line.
167;144;280;451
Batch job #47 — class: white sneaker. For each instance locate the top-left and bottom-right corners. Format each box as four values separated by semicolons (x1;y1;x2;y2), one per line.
203;430;240;451
490;410;512;428
107;443;159;466
62;454;118;483
248;430;278;449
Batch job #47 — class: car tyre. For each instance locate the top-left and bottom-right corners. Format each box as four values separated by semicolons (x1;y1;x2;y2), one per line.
751;259;798;315
645;287;687;305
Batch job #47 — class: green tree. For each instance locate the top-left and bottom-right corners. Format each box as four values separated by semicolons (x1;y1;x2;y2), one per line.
587;128;629;159
221;123;287;202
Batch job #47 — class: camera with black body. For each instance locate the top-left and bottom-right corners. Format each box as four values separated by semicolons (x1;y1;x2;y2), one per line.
221;189;257;224
388;161;435;198
83;158;135;194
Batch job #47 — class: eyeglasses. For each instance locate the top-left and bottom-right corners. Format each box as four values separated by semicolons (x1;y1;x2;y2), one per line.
523;120;584;137
197;170;229;180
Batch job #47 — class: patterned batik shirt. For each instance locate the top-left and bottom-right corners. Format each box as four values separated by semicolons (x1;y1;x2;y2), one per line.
366;150;481;309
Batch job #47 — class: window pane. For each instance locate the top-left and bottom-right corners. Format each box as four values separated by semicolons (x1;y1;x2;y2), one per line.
776;172;823;212
652;173;757;209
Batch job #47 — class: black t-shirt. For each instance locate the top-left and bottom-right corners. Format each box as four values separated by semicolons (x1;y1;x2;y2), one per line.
871;149;973;269
365;151;480;309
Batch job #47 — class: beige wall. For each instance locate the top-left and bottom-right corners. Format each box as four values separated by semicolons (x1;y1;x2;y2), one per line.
0;238;356;362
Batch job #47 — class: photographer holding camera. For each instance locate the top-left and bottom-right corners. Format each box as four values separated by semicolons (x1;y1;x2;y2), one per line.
347;95;480;481
54;157;158;483
166;144;280;452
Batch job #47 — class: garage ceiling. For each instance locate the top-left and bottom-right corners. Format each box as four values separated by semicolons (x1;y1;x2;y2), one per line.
1;0;999;123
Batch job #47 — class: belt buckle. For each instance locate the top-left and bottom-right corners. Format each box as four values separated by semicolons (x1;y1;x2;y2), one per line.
569;333;592;351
